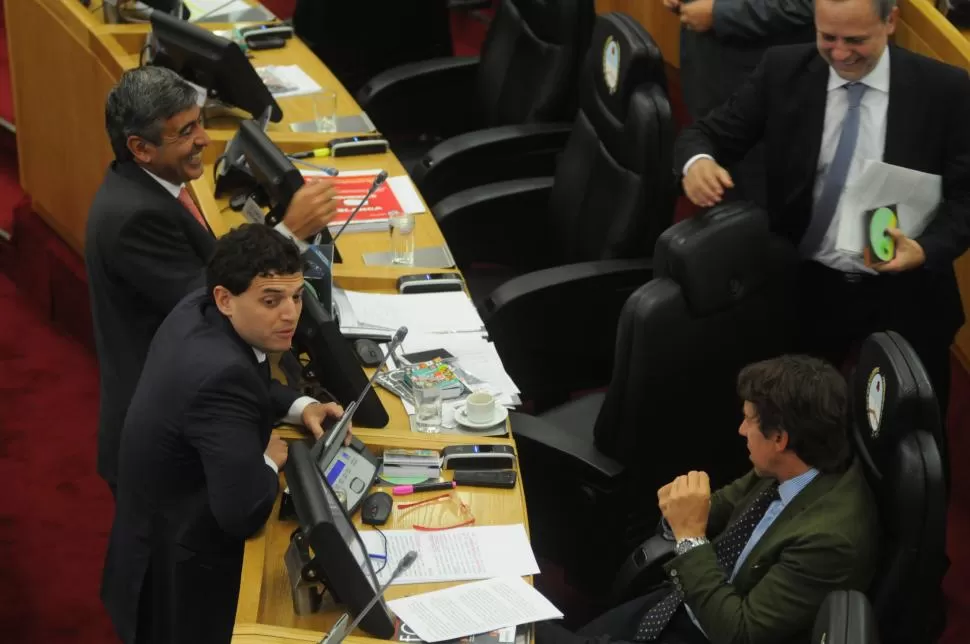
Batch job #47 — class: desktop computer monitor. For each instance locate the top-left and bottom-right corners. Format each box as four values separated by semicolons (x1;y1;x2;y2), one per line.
296;282;390;429
148;10;283;122
285;440;396;639
236;119;304;221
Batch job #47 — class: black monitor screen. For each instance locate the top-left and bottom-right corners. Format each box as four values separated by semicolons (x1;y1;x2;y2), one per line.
285;441;394;638
295;284;390;429
237;119;304;216
149;10;283;122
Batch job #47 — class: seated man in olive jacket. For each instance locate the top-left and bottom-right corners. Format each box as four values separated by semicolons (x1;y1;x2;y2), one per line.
537;355;880;644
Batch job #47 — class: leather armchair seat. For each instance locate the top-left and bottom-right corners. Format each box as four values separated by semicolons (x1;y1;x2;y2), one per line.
611;331;947;644
434;13;676;407
356;0;595;170
514;204;799;592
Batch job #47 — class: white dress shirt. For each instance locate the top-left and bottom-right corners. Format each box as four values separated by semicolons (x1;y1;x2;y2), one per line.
140;167;308;250
253;347;319;474
682;48;891;274
808;49;890;273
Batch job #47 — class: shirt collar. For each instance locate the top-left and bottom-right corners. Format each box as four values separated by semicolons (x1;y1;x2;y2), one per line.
141;167;185;199
777;468;820;505
827;46;890;93
253;348;267;363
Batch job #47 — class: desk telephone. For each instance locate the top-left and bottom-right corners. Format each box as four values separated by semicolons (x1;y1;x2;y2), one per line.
282;327;407;518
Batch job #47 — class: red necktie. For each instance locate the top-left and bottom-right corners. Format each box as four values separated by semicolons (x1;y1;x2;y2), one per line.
178;187;210;232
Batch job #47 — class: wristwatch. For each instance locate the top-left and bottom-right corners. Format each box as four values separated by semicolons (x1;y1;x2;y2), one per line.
675;536;709;556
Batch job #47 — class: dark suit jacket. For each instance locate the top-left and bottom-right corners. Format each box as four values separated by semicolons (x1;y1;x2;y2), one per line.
101;288;301;644
84;160;215;486
664;459;879;644
680;0;815;120
674;44;970;331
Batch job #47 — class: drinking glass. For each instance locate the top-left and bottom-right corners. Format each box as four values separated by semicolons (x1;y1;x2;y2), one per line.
313;89;337;133
388;210;416;265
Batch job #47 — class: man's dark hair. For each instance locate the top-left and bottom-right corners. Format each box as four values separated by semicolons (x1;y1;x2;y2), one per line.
105;66;199;162
207;224;303;295
737;355;850;473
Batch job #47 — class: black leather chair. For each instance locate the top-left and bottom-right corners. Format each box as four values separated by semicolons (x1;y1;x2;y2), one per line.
813;590;880;644
292;0;455;97
356;0;595;169
610;331;947;644
849;331;947;644
434;12;676;407
412;12;665;206
512;204;798;592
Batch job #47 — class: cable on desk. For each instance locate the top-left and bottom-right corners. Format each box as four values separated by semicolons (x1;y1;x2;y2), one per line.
89;2;104;12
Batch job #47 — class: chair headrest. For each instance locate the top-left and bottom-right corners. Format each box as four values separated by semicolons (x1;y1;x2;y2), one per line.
584;12;666;124
510;0;591;44
851;331;942;471
653;203;797;316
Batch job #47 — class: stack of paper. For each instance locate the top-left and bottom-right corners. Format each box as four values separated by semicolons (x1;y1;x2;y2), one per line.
359;524;539;586
334;289;486;337
387;577;563;643
255;65;322;98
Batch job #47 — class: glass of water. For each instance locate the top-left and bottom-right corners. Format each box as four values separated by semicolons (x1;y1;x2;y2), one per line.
313;89;337;133
388;210;415;265
411;376;442;434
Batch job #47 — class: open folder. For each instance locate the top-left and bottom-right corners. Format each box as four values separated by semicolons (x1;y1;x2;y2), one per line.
835;160;942;255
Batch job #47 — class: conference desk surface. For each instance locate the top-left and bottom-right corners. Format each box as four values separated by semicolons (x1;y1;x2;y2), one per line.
237;445;528;638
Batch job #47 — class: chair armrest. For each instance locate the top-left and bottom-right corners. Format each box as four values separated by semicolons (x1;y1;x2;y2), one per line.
482;259;653;401
355;57;481;142
610;534;677;604
414;122;573;206
433;178;555;269
510;411;624;481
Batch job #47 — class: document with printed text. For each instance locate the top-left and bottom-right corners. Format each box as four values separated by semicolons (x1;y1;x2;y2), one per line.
387;576;563;643
359;524;539;585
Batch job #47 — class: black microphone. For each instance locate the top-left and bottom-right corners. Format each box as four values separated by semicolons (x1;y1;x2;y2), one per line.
319;550;419;644
314;170;389;246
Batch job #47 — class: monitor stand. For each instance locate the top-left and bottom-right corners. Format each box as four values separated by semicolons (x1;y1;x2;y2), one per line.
283;527;342;616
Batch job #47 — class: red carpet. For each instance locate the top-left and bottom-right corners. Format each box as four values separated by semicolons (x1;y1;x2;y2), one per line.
0;272;115;641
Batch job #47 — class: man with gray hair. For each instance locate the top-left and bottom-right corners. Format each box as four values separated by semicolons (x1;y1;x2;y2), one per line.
85;66;339;494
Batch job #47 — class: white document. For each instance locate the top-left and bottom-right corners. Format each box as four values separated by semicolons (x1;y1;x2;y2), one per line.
339;290;485;335
835;160;942;255
359;525;539;585
387;577;563;643
387;175;427;214
256;65;323;99
183;0;261;20
401;332;521;397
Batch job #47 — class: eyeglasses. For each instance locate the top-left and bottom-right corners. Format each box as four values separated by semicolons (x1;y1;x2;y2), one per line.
397;491;475;531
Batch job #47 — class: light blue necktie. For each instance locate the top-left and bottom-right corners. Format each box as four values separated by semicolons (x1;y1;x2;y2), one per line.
801;82;869;255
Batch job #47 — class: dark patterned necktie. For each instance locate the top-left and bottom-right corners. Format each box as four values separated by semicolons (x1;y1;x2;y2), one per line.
632;482;781;642
258;359;271;384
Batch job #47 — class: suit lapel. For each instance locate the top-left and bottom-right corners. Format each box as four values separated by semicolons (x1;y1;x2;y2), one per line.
113;161;217;250
731;467;841;583
883;46;916;167
784;56;830;211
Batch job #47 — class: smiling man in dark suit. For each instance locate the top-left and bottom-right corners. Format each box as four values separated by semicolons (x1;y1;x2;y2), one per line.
85;66;341;494
101;224;343;644
536;355;879;644
673;0;970;454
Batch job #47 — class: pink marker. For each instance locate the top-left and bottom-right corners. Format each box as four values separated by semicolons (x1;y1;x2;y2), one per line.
392;481;457;495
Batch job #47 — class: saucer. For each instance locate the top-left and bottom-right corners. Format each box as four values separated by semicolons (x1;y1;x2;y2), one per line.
455;405;509;430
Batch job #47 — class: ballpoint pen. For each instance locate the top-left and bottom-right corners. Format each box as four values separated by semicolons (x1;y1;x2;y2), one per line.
290;147;331;159
392;481;457;495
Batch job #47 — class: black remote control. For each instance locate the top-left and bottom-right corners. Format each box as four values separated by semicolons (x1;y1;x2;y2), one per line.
453;469;518;489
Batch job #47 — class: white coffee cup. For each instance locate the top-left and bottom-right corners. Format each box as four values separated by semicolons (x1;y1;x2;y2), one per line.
464;391;496;424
